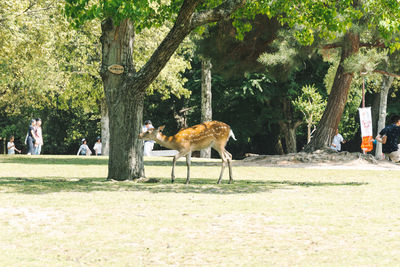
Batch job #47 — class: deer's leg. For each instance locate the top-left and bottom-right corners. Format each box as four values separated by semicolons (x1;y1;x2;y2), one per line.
171;150;188;183
225;150;233;184
171;156;177;183
224;149;232;159
214;145;227;184
185;152;191;184
217;160;226;184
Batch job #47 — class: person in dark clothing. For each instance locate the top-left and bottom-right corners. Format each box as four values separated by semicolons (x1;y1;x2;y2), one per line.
26;119;37;155
376;115;400;162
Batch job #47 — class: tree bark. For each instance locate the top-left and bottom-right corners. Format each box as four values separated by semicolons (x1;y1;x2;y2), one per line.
304;31;360;152
371;91;380;137
307;121;312;144
279;98;302;153
100;18;145;180
279;122;300;153
275;137;285;155
375;75;394;159
101;98;109;156
200;58;212;158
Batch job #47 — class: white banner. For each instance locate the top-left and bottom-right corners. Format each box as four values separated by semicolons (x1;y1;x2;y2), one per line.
359;107;373;137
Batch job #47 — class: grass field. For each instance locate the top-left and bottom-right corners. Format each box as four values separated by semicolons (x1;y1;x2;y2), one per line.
1;155;400;266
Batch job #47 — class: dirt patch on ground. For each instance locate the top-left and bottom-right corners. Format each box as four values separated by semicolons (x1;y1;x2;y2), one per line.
235;149;400;171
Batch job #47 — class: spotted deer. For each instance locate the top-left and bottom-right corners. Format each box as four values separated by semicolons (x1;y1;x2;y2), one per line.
139;121;236;184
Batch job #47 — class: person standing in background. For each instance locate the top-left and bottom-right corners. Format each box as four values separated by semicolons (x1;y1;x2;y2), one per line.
93;136;102;156
34;118;43;155
330;129;346;152
376;115;400;163
77;139;92;156
142;120;155;156
8;136;21;154
27;119;36;155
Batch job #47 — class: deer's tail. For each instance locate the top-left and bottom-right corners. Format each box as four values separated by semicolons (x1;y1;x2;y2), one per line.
229;129;237;141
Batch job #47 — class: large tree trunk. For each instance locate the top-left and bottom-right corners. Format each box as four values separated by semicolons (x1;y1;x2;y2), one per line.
304;31;360;152
279;122;300;153
200;58;212;158
279;98;302;153
101;98;110;156
275;136;285;155
99;1;198;180
100;18;145;180
375;75;394;159
371;92;381;137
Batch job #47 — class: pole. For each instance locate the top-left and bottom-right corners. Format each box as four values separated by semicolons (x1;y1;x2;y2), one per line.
362;76;365;108
361;74;366;154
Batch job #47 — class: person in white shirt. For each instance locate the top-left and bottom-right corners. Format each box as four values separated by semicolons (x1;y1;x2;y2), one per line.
330;129;346;152
8;136;21;154
34;118;43;155
77;139;92;156
93;137;102;156
142;120;155;156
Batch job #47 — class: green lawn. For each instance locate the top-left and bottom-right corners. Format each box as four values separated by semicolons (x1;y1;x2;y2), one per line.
0;155;399;266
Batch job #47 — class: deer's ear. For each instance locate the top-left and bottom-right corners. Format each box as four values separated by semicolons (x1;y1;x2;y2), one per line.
158;125;165;132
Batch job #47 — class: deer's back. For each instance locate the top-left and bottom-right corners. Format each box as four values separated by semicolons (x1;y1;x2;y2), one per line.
173;121;231;149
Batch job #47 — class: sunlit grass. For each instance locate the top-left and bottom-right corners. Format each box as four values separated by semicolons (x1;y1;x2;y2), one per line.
0;155;399;266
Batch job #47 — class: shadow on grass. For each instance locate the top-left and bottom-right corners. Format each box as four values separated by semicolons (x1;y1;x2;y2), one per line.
0;157;218;167
0;156;108;165
0;176;367;195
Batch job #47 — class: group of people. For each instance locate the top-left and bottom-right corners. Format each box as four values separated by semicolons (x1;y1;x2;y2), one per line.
79;119;155;157
77;137;102;156
330;115;400;164
26;118;43;155
7;118;43;155
7;116;400;163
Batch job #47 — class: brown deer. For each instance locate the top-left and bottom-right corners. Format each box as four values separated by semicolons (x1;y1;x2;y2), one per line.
139;121;236;184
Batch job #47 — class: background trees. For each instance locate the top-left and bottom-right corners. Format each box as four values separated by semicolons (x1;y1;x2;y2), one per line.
1;0;399;169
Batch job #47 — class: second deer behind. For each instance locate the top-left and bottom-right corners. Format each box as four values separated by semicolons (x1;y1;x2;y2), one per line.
139;120;236;184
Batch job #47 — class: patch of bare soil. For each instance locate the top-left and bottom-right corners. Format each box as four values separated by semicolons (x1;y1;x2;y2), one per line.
236;148;400;171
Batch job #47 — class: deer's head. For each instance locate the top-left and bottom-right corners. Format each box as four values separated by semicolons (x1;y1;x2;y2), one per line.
139;126;165;141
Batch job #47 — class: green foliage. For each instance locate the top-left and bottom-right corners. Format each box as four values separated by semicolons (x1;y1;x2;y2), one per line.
258;40;297;68
197;15;281;80
0;0;196;154
0;1;102;153
63;0;400;49
292;85;326;128
343;48;387;74
132;24;194;99
64;0;183;31
338;83;363;141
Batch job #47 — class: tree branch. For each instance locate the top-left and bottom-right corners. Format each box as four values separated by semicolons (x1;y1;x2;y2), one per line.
0;0;57;23
190;0;246;30
374;69;400;78
360;42;386;48
131;0;245;92
322;41;386;50
294;120;303;129
322;42;342;49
